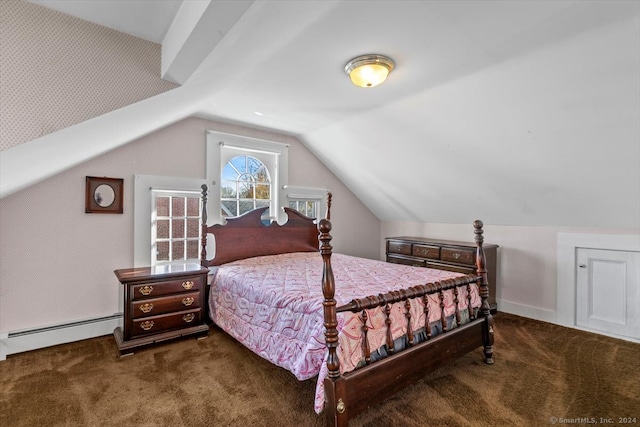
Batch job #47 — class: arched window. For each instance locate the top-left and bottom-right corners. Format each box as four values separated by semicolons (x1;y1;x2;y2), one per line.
221;155;271;217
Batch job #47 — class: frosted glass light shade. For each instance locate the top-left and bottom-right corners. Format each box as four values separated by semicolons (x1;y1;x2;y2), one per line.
345;54;394;88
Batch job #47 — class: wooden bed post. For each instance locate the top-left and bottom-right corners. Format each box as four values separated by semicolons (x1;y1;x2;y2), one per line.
200;184;209;267
319;194;347;426
474;220;494;365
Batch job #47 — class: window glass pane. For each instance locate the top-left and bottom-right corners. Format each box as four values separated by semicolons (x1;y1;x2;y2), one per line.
247;156;262;175
222;200;237;217
230;156;246;173
186;197;199;216
256;165;270;182
186;240;199;259
238;182;254;199
238;200;255;216
255;183;270;200
221;180;237;197
157;241;170;261
172;197;185;217
186;219;199;238
157;197;170;217
157;219;170;239
172;219;185;239
222;163;239;180
255;200;270;210
289;201;297;209
172;241;185;261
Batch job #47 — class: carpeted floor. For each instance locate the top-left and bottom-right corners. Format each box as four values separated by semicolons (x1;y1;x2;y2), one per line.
1;313;639;427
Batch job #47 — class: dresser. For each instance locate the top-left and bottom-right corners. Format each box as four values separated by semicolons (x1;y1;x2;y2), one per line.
113;263;210;356
385;237;498;312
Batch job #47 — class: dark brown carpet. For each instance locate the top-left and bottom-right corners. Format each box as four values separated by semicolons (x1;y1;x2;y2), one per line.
1;313;639;426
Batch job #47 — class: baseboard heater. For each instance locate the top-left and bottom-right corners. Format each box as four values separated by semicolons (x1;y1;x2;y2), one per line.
0;314;122;361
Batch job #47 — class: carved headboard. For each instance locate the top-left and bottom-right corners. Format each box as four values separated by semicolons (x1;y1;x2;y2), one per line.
200;185;321;267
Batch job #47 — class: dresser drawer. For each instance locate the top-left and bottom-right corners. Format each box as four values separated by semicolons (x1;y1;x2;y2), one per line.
427;261;476;275
132;277;203;300
132;291;201;319
412;244;440;260
387;254;426;267
387;241;412;256
130;309;202;338
441;247;475;265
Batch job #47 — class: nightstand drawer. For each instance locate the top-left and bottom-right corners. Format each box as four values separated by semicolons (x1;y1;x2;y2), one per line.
441;247;475;265
412;244;440;259
130;309;202;338
132;277;203;300
132;291;201;319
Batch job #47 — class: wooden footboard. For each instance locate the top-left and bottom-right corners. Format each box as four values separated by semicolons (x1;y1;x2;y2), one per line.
319;197;494;427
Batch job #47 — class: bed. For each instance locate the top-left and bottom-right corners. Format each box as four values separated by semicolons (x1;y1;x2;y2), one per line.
200;186;494;426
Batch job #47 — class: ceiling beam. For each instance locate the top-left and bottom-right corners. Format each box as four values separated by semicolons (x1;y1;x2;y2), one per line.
161;0;254;84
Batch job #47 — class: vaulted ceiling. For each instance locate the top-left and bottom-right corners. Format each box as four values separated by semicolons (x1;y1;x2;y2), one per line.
4;1;639;229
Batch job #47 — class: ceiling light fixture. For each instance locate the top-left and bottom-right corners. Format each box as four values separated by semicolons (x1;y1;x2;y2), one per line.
344;54;395;88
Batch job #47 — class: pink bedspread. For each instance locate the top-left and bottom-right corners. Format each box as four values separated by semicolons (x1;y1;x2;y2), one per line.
208;252;480;413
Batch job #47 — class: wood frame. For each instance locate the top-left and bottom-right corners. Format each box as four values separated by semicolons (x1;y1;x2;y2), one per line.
200;185;494;426
85;176;123;214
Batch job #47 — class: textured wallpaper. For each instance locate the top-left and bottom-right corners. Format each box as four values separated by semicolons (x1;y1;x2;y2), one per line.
0;1;178;151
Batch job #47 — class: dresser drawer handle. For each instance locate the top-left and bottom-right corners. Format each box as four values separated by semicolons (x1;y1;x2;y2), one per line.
452;253;461;259
183;313;196;323
139;303;154;314
182;281;194;290
139;285;153;296
182;297;195;307
140;320;154;331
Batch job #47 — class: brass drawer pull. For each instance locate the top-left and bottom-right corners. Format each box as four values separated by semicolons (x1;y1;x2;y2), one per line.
452;253;461;259
182;281;194;290
140;320;154;331
139;303;154;314
139;285;153;296
182;297;194;307
183;313;195;323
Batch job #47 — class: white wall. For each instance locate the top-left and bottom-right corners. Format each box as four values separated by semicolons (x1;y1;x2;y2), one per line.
0;117;379;335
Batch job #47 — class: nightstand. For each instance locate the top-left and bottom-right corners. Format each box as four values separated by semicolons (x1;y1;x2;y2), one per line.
113;263;209;356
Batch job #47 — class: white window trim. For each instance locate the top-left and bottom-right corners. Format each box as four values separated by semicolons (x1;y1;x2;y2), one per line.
206;131;289;224
134;174;206;267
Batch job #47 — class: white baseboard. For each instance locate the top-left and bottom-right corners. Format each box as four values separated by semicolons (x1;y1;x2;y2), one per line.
497;299;558;324
497;299;640;343
0;314;122;361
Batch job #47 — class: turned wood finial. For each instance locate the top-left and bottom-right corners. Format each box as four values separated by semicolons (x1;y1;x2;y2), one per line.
326;192;332;221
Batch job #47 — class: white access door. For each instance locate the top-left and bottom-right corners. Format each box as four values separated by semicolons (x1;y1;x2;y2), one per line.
576;248;640;339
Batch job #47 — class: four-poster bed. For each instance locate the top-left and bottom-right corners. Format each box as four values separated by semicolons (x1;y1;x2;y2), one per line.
200;185;494;426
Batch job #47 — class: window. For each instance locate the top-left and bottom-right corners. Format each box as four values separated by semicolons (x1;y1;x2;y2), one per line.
152;190;201;265
288;199;320;218
220;155;271;217
133;175;206;267
206;131;289;224
285;186;329;220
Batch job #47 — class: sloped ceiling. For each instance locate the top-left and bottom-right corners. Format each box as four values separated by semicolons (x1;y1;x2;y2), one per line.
4;0;639;229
